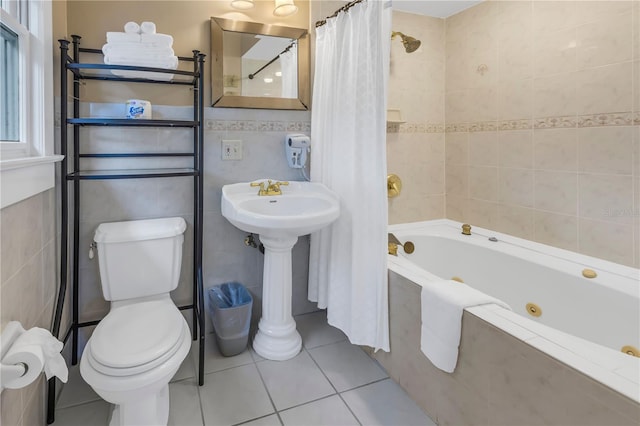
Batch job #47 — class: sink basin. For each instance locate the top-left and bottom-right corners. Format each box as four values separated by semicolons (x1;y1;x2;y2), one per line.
221;179;340;361
221;180;340;238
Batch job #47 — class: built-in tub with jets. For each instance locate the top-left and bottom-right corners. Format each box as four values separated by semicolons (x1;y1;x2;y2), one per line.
374;219;639;425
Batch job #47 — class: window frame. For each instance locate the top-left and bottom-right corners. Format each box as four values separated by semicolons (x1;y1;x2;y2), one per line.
1;8;31;156
0;0;62;209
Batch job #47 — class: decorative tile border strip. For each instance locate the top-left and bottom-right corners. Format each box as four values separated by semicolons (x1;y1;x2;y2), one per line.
205;119;310;133
446;112;638;133
387;122;445;133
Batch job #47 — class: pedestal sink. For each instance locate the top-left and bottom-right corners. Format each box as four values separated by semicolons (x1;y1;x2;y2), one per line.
221;180;340;360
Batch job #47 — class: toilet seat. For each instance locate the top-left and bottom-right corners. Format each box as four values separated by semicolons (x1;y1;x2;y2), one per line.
87;300;186;377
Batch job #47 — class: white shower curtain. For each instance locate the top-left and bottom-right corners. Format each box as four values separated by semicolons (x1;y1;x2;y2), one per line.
279;47;297;99
309;0;391;352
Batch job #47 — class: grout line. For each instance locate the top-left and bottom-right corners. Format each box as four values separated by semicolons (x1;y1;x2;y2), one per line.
305;346;362;426
252;354;282;425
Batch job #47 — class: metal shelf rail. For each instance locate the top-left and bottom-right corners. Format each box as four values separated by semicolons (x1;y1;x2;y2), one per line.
47;35;206;424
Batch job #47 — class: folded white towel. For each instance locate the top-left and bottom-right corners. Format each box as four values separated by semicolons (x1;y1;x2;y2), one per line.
102;44;174;57
124;21;140;34
140;33;173;47
140;21;156;34
106;32;141;44
105;55;178;70
420;280;511;373
111;69;174;81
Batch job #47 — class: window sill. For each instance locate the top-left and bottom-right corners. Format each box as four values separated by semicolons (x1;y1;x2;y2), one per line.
1;155;64;209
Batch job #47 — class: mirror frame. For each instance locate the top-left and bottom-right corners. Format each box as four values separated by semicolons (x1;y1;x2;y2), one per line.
210;17;309;110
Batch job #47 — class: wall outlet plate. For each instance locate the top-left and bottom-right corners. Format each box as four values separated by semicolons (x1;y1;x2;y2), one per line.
222;140;243;160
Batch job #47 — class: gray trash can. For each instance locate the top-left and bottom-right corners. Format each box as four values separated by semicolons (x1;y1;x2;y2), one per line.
207;282;253;357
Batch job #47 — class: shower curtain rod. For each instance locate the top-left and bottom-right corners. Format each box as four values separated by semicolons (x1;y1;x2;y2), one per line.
315;0;366;28
248;40;297;80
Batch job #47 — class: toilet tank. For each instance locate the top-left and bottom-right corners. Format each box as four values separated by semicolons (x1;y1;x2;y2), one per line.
93;217;187;301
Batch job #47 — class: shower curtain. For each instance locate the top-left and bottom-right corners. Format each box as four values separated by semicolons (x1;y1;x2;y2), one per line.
308;0;391;352
279;47;297;98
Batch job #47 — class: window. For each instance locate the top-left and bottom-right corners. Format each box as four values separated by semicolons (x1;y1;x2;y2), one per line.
1;22;20;142
0;0;62;208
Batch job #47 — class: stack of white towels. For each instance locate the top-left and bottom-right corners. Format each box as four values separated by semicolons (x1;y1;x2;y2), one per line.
102;21;177;81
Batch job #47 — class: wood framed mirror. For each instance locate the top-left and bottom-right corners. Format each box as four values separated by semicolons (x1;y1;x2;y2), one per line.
210;17;309;110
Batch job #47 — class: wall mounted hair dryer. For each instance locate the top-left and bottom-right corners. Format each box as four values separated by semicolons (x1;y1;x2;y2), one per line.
285;134;310;169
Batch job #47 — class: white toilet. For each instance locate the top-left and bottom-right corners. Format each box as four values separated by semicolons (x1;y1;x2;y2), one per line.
80;217;191;426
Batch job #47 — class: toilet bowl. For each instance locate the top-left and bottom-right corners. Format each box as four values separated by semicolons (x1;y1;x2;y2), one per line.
80;299;191;426
79;217;190;426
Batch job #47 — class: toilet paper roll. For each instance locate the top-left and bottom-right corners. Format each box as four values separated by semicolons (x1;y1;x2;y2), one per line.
3;338;45;389
126;99;152;119
2;327;68;389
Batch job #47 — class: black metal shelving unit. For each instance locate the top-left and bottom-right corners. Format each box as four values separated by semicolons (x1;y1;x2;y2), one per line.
47;35;206;424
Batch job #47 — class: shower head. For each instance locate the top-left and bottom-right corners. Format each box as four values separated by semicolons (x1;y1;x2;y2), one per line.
391;31;421;53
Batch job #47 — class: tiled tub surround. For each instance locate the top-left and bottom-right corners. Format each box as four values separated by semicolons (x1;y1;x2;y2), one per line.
376;221;640;425
387;11;447;225
443;0;640;267
68;103;316;342
374;271;640;426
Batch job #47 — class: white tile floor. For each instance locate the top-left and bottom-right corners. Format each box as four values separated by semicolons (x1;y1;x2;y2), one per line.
54;311;436;426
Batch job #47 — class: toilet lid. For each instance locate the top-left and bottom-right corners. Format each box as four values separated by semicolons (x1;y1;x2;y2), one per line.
90;300;185;370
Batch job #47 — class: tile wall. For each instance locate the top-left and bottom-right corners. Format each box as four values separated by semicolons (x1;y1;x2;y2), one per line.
443;1;640;267
373;272;640;425
387;11;446;224
0;189;58;426
71;104;317;341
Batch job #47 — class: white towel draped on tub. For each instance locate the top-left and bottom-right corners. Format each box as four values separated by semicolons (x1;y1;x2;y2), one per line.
420;280;511;373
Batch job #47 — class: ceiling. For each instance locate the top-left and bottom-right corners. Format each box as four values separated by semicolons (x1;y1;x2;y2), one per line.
392;0;482;18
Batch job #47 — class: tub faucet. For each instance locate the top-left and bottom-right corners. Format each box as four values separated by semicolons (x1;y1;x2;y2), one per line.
461;223;472;235
388;233;415;256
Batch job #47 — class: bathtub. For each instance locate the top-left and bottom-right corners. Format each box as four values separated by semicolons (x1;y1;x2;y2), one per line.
380;219;639;424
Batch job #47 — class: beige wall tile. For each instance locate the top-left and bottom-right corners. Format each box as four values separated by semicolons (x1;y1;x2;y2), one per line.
498;79;533;121
576;12;633;70
577;127;634;175
445;132;469;165
499;168;534;207
446;164;469;196
574;1;634;26
533;1;578;34
533;27;577;77
498;130;533;169
469;166;499;202
467;199;498;230
445;89;470;123
575;61;633;115
533;73;577;118
0;194;43;283
633;126;639;176
578;173;634;223
633;60;639;112
534;170;578;215
469;132;498;166
578;218;635;266
467;87;498;122
496;204;535;239
533;128;578;171
533;210;579;251
634;2;640;60
446;195;468;222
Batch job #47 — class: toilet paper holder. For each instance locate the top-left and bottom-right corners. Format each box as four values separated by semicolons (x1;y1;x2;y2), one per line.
1;321;29;393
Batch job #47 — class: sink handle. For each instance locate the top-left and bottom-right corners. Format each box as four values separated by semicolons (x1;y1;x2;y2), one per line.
250;181;267;195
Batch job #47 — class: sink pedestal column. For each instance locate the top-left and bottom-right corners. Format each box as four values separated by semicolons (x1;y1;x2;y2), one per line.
252;234;302;361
